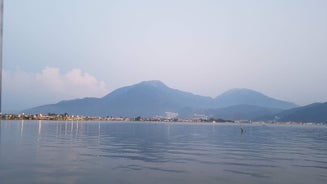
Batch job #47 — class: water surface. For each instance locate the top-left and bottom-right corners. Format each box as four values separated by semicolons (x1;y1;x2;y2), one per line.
1;120;327;184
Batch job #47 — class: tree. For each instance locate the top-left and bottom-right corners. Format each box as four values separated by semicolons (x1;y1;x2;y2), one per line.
135;116;141;121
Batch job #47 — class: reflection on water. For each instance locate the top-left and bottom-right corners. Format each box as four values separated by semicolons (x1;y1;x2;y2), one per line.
38;120;42;135
20;120;24;137
1;120;327;184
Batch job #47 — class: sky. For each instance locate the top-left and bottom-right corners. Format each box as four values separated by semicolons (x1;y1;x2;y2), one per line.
2;0;327;112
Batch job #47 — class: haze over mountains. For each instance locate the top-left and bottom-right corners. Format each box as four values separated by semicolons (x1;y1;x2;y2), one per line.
23;80;327;123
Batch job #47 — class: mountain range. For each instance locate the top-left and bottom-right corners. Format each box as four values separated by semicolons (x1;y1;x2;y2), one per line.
23;80;327;123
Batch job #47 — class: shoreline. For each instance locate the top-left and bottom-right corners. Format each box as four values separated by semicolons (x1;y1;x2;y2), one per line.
1;115;326;126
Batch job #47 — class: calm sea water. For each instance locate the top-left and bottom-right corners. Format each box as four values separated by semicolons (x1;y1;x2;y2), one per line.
1;120;327;184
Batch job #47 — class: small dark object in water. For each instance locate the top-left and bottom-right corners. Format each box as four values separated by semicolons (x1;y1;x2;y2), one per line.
241;128;244;134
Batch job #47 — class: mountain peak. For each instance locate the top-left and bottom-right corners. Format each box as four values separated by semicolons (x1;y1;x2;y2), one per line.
220;88;265;97
137;80;167;88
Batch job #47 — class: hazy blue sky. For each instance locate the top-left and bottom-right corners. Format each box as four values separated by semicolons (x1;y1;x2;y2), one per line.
3;0;327;111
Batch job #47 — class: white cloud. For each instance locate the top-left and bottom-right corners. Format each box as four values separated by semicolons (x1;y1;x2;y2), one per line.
35;67;108;97
3;67;109;111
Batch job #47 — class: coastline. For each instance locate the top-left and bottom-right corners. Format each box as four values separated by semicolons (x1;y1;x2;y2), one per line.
1;114;326;126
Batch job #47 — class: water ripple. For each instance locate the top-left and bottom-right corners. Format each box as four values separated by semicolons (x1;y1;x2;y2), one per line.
1;121;327;184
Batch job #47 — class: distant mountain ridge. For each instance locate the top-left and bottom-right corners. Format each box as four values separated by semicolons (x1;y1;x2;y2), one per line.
275;102;327;123
215;88;297;109
23;80;310;121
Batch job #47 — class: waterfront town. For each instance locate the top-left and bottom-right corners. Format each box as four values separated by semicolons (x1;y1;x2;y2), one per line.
2;113;324;126
1;112;234;123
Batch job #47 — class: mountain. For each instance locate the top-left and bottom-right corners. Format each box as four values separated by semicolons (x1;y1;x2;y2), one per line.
274;102;327;123
24;81;214;117
23;80;298;119
27;98;101;116
215;88;297;109
96;80;214;117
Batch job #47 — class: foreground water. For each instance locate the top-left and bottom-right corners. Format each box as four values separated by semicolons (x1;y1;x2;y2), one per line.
1;120;327;184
